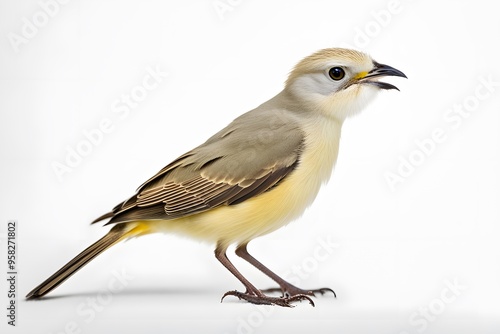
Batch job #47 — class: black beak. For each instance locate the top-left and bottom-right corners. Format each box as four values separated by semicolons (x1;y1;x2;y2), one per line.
360;62;407;91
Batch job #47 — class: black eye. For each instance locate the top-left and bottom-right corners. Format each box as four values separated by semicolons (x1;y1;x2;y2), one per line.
328;67;345;81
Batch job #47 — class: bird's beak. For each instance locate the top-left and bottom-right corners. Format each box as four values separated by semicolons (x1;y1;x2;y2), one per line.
357;62;407;91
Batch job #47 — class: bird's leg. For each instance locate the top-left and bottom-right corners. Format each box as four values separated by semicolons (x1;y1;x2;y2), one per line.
215;243;314;307
235;243;336;299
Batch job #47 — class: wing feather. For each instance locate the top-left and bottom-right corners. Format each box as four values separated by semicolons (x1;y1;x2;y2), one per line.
94;108;305;225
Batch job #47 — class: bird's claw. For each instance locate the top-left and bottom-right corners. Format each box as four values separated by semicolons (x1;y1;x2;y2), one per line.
261;286;336;298
221;290;315;307
313;287;336;297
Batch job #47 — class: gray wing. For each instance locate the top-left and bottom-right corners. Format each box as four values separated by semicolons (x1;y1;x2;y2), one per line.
93;108;305;225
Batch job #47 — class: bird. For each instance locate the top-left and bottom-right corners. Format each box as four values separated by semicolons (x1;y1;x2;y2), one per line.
26;48;406;307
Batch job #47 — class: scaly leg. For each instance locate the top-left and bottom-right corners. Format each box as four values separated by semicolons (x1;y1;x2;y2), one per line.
235;243;336;298
215;243;314;307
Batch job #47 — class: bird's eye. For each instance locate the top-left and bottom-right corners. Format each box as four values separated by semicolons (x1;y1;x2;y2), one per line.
328;67;345;81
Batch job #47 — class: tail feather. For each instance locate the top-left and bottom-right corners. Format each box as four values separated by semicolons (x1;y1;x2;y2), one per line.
26;224;131;300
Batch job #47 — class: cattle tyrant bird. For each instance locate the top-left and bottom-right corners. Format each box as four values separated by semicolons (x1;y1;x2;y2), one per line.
26;48;406;307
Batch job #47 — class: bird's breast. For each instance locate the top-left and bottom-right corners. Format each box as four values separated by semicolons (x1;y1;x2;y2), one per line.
151;116;343;247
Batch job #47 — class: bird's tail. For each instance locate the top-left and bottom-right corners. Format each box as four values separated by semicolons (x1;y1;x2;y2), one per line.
26;222;148;300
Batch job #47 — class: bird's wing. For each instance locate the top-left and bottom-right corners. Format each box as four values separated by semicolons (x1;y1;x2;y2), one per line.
93;108;305;225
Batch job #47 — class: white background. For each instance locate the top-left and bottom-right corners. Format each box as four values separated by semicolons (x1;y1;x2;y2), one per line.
1;0;499;333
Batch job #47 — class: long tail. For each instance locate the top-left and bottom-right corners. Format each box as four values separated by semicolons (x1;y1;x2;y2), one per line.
26;223;145;300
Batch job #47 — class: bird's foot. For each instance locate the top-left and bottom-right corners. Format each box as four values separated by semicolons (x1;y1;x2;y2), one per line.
261;286;336;298
221;290;315;307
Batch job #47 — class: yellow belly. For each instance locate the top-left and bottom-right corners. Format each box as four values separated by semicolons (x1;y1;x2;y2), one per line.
147;117;342;248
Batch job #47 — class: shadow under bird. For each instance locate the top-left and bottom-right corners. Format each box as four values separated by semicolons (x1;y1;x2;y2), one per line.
27;48;406;307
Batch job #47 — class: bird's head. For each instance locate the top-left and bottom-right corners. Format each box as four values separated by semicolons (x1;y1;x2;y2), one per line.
285;48;407;121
